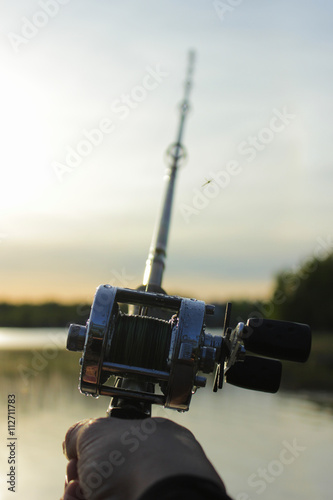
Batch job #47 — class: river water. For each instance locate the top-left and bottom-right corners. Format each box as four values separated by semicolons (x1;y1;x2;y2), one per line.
0;328;332;500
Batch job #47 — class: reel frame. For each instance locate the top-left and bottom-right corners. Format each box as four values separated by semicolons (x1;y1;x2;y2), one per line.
68;285;215;411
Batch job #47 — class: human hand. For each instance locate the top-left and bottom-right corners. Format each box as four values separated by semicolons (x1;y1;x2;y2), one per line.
61;417;230;500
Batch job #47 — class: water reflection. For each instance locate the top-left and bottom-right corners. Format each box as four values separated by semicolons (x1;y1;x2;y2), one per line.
0;327;67;350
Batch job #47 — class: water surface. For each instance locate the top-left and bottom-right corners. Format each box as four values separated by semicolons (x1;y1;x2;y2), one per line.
0;329;332;500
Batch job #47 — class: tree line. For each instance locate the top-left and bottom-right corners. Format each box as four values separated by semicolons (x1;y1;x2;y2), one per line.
207;251;333;332
0;252;332;330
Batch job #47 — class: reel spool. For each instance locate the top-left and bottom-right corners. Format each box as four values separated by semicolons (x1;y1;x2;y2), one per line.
67;285;311;413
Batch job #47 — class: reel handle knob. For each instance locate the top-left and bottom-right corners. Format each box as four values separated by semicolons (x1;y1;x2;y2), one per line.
226;355;282;393
243;319;311;363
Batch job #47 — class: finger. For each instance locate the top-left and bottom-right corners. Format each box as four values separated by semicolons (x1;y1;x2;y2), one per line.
66;459;78;483
63;480;86;500
63;419;92;460
75;417;115;456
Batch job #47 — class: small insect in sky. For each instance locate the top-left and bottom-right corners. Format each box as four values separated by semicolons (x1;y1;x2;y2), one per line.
201;177;213;187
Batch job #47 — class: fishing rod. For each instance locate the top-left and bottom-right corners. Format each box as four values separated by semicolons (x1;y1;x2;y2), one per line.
66;52;311;419
142;49;194;291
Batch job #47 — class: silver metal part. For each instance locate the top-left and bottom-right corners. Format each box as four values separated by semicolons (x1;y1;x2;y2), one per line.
225;322;246;373
100;385;165;406
205;304;215;315
67;324;87;352
203;333;223;351
67;284;221;411
102;361;170;381
80;285;118;396
200;346;217;374
165;298;206;410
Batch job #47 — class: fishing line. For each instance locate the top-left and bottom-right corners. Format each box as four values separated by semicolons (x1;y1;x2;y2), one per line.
108;313;172;371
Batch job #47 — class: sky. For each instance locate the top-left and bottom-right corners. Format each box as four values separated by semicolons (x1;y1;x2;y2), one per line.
1;0;332;304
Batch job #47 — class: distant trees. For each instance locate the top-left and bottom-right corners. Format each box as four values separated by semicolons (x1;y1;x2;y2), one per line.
270;252;333;331
0;302;91;328
1;253;332;332
0;301;129;328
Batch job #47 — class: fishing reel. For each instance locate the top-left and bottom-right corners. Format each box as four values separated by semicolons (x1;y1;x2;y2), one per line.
67;285;311;414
